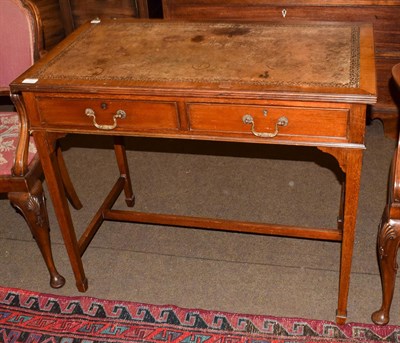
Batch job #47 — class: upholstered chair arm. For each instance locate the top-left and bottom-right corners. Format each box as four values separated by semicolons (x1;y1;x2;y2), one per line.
1;0;47;177
10;93;31;177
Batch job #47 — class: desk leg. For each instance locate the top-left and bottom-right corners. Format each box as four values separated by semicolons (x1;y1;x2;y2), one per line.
336;149;363;324
113;136;135;207
33;131;88;292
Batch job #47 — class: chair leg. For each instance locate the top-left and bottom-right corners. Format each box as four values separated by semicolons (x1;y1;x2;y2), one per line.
371;214;400;325
57;144;83;210
8;179;66;289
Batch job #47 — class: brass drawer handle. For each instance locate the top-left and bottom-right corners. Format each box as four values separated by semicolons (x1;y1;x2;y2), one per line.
242;114;288;138
85;108;126;130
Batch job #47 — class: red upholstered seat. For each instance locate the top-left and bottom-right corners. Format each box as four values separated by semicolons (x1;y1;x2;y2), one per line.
0;112;36;176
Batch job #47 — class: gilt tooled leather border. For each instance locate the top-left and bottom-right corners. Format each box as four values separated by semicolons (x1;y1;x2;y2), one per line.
36;21;360;88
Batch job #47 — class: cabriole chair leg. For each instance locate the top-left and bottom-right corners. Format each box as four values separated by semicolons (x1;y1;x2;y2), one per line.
8;179;66;288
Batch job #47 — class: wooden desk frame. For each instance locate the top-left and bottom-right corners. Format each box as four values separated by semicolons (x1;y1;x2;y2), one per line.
11;19;376;325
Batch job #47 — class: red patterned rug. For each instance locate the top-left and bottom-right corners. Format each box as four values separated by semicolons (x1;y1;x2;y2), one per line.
0;286;399;343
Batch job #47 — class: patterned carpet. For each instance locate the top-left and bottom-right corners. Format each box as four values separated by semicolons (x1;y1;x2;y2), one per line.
0;286;399;343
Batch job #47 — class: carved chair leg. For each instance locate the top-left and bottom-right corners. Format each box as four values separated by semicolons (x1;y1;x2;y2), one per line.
8;179;66;289
371;215;400;325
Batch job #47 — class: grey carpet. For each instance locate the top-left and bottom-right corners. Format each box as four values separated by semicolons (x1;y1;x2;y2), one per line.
0;119;398;325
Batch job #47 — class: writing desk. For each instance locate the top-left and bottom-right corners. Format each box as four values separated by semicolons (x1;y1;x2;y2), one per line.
10;19;376;324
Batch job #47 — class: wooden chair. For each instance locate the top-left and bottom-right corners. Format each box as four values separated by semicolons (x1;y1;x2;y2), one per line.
0;0;82;288
371;63;400;325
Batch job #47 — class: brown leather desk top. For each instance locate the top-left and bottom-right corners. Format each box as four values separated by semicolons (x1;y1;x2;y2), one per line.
13;19;376;103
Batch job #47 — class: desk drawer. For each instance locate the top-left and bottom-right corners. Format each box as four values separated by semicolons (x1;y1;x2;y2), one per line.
188;103;349;140
36;97;179;131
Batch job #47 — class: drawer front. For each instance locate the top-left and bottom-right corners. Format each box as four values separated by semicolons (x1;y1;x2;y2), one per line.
36;97;179;132
188;103;349;141
165;2;400;26
375;30;400;55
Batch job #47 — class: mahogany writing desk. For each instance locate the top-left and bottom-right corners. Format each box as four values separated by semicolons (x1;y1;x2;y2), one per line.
10;19;376;324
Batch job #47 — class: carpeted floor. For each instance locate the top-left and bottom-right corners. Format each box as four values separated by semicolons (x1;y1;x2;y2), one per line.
0;119;398;326
2;286;400;343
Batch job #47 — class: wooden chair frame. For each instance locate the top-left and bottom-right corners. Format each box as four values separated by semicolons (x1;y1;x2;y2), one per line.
0;0;81;288
372;63;400;325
